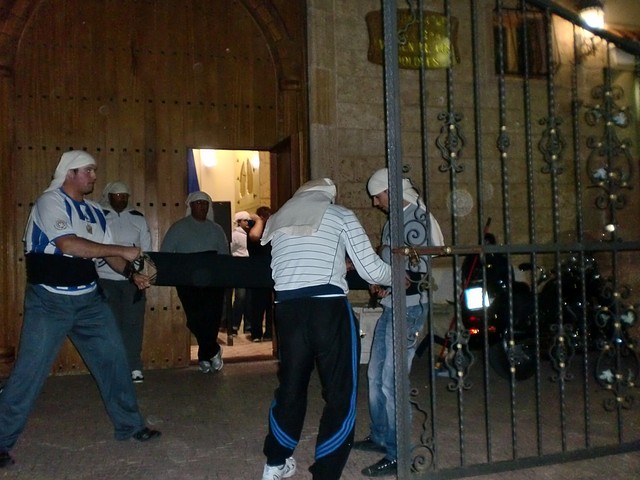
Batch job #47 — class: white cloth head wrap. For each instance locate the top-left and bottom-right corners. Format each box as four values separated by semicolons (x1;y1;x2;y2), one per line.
100;181;131;208
367;167;419;204
261;178;337;245
234;211;251;224
186;190;214;221
367;168;445;247
45;151;97;192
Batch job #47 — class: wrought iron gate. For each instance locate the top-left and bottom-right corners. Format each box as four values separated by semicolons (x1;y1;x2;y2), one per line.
379;1;640;478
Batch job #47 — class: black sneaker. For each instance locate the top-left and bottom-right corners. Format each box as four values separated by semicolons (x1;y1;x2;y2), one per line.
353;435;385;453
132;427;162;442
0;451;14;468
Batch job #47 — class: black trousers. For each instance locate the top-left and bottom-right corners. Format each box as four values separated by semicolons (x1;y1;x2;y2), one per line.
248;287;273;339
263;296;360;480
176;286;224;361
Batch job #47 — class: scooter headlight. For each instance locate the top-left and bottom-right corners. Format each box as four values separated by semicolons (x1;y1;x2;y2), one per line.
465;287;490;310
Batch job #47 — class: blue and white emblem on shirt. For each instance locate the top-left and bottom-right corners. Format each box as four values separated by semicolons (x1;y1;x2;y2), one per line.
54;219;68;230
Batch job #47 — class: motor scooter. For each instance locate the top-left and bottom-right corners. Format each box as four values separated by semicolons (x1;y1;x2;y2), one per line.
487;252;609;380
458;223;608;380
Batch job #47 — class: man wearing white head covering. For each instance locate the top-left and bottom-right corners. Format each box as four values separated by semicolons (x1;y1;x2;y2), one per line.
260;178;392;480
355;167;444;477
97;181;152;384
230;210;252;337
0;151;160;469
160;190;229;374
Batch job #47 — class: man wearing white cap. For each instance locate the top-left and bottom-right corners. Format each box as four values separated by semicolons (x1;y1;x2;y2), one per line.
259;178;392;480
97;181;152;383
354;168;444;477
0;151;160;469
160;191;229;374
230;210;252;337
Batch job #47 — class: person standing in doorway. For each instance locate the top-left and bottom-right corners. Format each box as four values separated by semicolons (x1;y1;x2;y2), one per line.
354;168;444;477
230;210;252;337
247;205;273;342
0;151;160;469
97;181;152;383
160;191;229;374
259;179;392;480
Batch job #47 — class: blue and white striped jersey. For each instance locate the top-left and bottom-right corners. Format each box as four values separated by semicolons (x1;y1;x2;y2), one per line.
24;188;112;295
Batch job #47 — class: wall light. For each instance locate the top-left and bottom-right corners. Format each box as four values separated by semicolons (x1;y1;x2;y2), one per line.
201;149;217;168
576;0;605;60
250;152;260;169
579;0;605;29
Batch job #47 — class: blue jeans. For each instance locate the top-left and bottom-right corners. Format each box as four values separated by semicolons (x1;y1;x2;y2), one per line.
0;284;146;450
231;287;249;332
100;279;146;372
366;303;428;460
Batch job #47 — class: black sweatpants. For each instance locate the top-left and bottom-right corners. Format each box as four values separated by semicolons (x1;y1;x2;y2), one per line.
263;296;360;480
176;286;224;361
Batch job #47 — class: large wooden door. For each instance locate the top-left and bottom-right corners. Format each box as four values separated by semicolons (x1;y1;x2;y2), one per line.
269;135;301;210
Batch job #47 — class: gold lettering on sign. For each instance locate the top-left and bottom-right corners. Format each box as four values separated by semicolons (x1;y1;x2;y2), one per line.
366;10;460;69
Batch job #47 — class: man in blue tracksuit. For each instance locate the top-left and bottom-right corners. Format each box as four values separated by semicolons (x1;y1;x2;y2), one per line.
259;178;392;480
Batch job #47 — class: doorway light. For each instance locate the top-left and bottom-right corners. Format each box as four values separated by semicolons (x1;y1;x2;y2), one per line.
579;0;605;29
201;149;217;168
250;152;260;169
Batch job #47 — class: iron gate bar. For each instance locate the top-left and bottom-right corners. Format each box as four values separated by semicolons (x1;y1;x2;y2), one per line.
518;0;546;457
569;18;594;450
443;0;470;468
380;1;412;478
418;440;640;480
394;240;640;257
543;1;573;455
495;0;523;463
469;0;494;466
415;0;443;471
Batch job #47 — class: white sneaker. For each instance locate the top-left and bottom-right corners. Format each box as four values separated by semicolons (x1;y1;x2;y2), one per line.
131;370;144;383
261;457;296;480
198;360;212;373
211;347;224;372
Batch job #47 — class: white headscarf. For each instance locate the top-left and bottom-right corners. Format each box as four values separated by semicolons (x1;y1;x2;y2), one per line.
186;190;215;222
367;168;445;247
261;178;337;245
45;151;97;192
100;181;131;209
367;167;419;204
234;211;251;224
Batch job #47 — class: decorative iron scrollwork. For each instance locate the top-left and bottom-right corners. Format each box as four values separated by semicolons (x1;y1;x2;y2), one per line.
593;280;639;411
441;328;474;391
583;79;634;227
538;117;566;174
436;111;465;173
409;387;435;473
397;0;418;46
548;324;576;382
